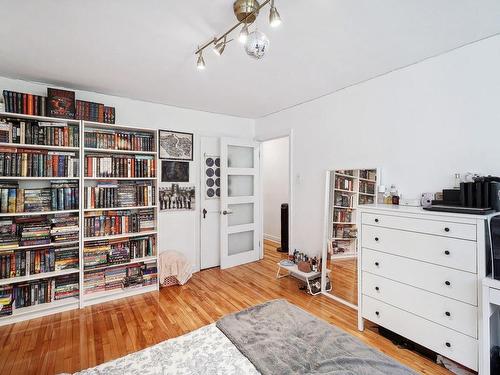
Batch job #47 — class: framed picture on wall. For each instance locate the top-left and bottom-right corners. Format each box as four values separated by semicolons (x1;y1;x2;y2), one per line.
159;184;195;211
158;129;193;160
161;160;190;182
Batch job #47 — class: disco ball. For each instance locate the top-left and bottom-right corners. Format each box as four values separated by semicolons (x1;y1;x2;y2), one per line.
245;30;269;59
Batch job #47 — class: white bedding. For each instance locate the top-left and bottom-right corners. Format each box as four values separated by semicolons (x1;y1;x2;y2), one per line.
74;324;259;375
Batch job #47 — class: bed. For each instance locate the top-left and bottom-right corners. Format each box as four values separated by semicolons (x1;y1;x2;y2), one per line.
74;299;416;375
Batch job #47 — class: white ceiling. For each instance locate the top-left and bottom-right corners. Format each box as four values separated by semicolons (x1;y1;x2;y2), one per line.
0;1;499;118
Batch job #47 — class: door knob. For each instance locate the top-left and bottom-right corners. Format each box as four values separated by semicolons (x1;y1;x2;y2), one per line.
203;208;207;219
222;210;233;215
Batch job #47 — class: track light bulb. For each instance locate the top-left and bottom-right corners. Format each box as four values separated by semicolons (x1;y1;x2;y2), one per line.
213;37;226;56
239;23;249;44
196;53;205;70
269;1;282;27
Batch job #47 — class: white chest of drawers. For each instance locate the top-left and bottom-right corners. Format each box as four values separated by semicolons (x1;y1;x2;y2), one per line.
357;204;489;372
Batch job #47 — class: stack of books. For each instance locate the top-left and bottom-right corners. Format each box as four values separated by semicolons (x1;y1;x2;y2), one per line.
83;269;105;294
23;188;52;212
54;246;79;271
130;236;156;259
0;285;13;316
84;130;153;151
84;209;154;238
0;251;26;279
141;262;158;286
0;120;79;147
54;273;79;300
108;239;131;265
122;264;143;288
84;181;154;209
17;217;51;246
84;154;155;178
105;266;127;291
0;218;18;249
50;214;79;243
0;148;78;178
83;240;110;269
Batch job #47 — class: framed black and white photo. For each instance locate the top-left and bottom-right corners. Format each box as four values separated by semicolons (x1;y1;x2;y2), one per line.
158;130;193;160
159;184;195;211
161;160;190;182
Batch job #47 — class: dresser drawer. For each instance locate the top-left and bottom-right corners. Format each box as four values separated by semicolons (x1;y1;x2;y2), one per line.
362;272;477;338
362;295;478;371
362;212;477;241
361;225;477;273
362;248;477;305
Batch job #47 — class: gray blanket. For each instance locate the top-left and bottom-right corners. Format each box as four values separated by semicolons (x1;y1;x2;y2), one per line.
216;299;417;375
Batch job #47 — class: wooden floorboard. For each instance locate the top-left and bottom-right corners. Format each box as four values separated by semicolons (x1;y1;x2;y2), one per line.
0;240;452;375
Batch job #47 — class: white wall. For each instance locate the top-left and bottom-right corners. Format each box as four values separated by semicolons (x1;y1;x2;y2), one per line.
255;35;500;256
262;137;289;242
0;76;254;272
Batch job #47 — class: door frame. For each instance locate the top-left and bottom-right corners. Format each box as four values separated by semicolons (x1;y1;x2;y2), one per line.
257;129;294;256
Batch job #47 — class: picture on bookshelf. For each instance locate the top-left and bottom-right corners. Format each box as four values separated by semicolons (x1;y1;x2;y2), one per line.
159;184;195;211
205;155;220;199
158;130;193;160
161;160;189;182
47;88;76;119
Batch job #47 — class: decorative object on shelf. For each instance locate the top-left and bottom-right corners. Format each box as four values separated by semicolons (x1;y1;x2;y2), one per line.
159;184;195;211
194;0;282;69
204;155;221;199
161;160;190;182
47;88;76;119
158;130;193;160
245;30;269;59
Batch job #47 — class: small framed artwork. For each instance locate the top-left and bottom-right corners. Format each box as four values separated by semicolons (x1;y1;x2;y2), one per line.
159;184;195;211
161;160;190;182
158;130;193;160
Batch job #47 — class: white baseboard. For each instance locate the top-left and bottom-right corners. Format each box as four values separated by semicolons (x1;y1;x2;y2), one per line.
264;233;281;243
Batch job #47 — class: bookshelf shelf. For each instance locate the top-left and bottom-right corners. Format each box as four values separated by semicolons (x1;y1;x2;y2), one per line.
0;209;79;218
0;268;80;286
83;230;157;242
335;173;357;179
0;240;79;252
0;177;79;181
332;221;356;225
0;142;80;152
82;284;157;307
0;111;80;125
359;192;375;197
83;177;156;181
333;205;355;209
83;205;157;212
83;256;157;272
331;251;357;260
84;147;156;156
334;188;356;193
331;237;356;241
359;177;376;183
84;121;156;134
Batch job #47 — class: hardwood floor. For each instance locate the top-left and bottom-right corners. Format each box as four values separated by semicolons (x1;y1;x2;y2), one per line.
328;257;358;306
0;240;452;375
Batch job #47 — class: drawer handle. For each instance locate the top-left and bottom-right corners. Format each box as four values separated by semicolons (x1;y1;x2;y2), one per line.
444;250;450;255
374;218;379;223
444;227;450;232
445;342;451;348
375;286;380;291
374;237;379;242
374;262;380;267
445;280;451;286
375;311;380;316
445;311;451;317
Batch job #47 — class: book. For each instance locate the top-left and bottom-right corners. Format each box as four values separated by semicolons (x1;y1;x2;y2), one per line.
47;88;76;119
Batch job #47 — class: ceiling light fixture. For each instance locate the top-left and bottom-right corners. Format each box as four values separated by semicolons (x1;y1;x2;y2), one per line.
195;0;282;70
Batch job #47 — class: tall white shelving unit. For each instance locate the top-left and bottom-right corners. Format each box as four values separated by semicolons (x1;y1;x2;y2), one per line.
0;113;159;326
0;112;81;325
328;169;377;260
81;121;159;307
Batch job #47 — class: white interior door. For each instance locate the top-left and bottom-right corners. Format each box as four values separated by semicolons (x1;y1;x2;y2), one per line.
220;137;261;269
200;137;221;269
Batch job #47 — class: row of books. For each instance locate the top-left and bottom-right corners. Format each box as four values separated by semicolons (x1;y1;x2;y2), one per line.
84;181;154;209
335;176;354;191
0;273;79;314
334;193;352;208
0;149;78;178
0;214;79;249
2;91;47;117
0;120;79;147
359;180;375;194
83;236;156;270
333;209;353;223
332;226;357;239
359;169;377;180
83;262;157;294
28;246;79;275
0;181;79;213
83;209;154;238
85;155;156;178
76;100;115;124
84;130;154;151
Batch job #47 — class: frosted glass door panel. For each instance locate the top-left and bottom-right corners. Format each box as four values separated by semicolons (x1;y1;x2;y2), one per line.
228;203;254;226
228;230;254;255
228;145;254;168
228;175;254;197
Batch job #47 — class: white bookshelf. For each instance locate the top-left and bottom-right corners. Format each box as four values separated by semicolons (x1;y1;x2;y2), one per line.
0;113;160;326
328;169;378;260
81;120;159;308
0;112;81;326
